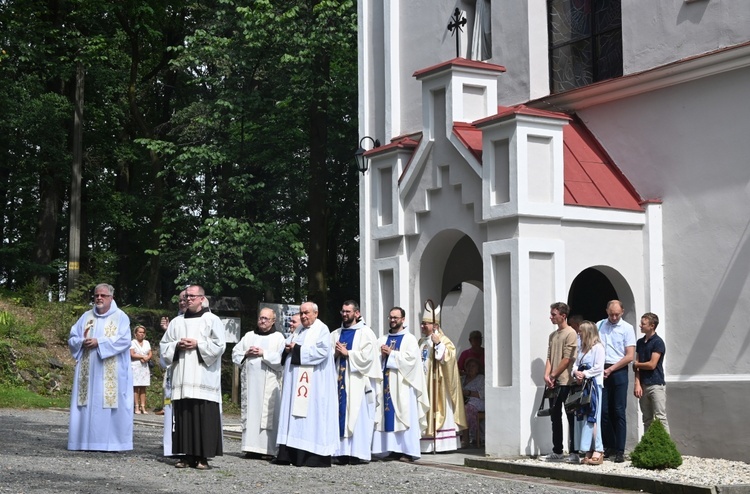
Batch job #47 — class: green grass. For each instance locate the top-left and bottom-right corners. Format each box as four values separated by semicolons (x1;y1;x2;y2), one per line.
0;384;70;408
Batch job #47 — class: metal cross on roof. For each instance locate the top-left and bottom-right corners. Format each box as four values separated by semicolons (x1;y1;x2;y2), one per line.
447;8;467;58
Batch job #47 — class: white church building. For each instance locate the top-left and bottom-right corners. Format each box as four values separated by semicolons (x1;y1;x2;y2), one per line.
357;0;750;461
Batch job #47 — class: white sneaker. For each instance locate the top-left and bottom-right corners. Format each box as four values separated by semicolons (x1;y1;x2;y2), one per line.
545;452;566;461
566;453;580;463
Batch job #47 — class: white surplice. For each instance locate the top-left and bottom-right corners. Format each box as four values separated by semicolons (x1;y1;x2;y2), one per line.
160;311;225;403
231;329;286;455
68;300;133;451
371;329;429;459
330;320;381;461
276;318;338;457
160;310;226;458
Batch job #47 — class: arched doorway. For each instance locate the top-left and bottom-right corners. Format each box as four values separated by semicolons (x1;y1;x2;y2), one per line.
417;231;483;350
567;266;636;326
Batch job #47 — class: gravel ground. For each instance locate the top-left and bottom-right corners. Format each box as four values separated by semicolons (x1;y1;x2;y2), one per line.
0;409;601;494
3;408;750;493
507;454;750;488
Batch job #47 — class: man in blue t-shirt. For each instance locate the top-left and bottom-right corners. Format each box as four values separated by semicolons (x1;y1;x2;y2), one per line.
633;312;669;434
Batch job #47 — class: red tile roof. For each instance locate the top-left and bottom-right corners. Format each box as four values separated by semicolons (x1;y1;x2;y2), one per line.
474;105;571;126
413;57;506;79
452;122;483;162
378;106;644;212
563;117;643;211
458;107;644;211
364;135;420;158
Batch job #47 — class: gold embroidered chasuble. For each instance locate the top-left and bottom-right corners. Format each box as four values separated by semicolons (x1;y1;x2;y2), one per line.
77;314;125;408
420;332;467;436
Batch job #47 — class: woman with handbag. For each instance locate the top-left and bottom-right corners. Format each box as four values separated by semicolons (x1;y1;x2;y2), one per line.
572;321;605;465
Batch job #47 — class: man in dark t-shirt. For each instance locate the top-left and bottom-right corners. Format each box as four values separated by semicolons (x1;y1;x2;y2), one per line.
633;312;669;434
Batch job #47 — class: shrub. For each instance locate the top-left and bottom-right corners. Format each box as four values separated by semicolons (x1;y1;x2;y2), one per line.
0;311;44;346
630;418;682;469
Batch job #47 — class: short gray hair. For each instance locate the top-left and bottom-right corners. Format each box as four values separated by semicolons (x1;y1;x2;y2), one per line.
94;283;114;296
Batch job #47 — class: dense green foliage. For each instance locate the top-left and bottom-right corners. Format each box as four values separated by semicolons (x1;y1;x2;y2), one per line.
630;419;683;470
0;0;360;318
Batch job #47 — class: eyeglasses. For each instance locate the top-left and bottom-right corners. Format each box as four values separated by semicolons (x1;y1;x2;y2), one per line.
258;316;274;321
185;294;203;299
94;294;111;299
388;316;402;320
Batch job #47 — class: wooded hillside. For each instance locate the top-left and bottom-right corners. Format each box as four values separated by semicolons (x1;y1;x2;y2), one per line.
0;0;361;319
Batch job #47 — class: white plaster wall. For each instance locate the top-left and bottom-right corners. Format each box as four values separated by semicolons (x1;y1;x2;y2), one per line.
489;0;537;104
622;0;750;75
395;0;461;137
391;1;535;136
363;0;750;144
576;66;750;376
442;283;484;355
479;216;648;457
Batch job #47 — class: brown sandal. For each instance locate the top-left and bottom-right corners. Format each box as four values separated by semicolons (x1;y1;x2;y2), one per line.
585;452;604;465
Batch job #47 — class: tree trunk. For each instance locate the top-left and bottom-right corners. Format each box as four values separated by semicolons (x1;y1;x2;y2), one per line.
306;52;331;320
33;173;63;291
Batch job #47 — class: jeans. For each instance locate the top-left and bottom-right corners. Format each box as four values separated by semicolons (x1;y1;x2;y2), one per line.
576;384;603;452
550;385;575;454
601;366;628;453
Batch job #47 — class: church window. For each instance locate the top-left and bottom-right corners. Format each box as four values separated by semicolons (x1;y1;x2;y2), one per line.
547;0;622;93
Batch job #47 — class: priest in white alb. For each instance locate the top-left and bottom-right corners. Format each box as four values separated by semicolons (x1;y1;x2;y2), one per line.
68;283;133;451
331;300;381;465
231;307;285;459
372;306;429;462
275;302;338;467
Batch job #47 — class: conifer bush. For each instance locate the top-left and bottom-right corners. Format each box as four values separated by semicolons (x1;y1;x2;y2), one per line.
630;418;683;469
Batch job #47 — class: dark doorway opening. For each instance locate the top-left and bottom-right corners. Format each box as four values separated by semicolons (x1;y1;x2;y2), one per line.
568;267;618;323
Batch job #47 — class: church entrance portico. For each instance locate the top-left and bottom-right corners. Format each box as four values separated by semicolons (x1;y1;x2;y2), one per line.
360;57;659;458
414;230;484;349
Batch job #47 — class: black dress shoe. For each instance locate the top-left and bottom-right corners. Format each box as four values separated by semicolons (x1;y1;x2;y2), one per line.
603;448;613;458
614;453;625;463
